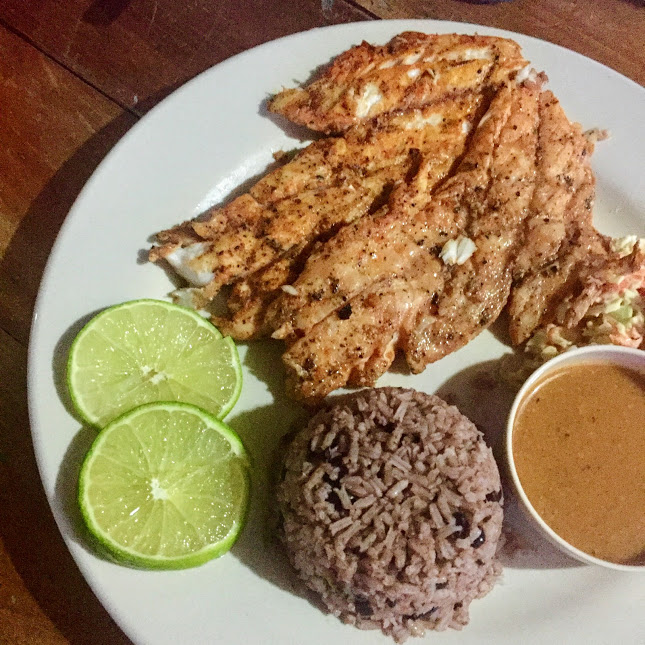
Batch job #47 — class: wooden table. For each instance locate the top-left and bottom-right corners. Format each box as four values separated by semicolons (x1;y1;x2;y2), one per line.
0;1;642;642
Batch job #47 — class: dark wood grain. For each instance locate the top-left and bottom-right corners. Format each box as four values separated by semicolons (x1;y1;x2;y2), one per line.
0;23;136;645
0;3;368;643
0;0;372;114
353;0;645;85
0;25;137;345
0;328;133;645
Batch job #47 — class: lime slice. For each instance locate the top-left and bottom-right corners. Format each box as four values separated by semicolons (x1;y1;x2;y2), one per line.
78;402;250;569
67;299;242;427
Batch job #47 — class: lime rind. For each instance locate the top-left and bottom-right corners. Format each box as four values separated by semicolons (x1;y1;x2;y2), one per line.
78;401;251;570
210;336;243;419
67;299;241;427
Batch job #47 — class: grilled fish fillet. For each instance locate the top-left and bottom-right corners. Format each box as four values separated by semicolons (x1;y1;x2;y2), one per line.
149;91;489;313
268;90;488;340
280;79;543;400
513;93;598;282
269;32;527;133
149;32;634;404
283;260;443;402
506;93;601;345
214;241;310;340
403;80;543;369
194;94;486;339
149;136;402;308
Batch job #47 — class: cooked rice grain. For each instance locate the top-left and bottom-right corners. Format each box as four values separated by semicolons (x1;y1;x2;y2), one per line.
277;387;503;642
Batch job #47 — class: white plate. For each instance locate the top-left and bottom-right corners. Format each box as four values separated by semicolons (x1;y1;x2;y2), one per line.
28;19;645;645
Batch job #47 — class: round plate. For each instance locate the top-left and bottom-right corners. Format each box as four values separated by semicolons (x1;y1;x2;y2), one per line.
28;19;645;645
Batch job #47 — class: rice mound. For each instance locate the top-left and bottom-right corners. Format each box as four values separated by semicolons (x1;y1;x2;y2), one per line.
277;387;503;642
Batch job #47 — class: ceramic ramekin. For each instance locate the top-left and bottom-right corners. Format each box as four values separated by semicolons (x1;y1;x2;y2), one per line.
506;345;645;572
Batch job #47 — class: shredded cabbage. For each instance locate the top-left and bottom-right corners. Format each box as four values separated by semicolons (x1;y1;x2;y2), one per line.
609;235;642;258
525;270;644;360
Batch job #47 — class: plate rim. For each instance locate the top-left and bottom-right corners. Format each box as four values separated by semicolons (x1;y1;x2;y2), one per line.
27;17;645;645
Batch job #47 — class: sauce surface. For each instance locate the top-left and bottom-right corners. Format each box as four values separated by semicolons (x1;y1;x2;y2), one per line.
513;360;645;564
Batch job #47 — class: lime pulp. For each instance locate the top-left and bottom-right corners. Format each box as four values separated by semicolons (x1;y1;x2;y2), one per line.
67;299;242;427
78;401;250;569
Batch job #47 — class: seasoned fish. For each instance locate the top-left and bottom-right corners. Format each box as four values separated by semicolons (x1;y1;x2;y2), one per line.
279;79;543;400
283;260;443;402
269;90;487;339
214;242;309;340
161;91;486;340
150;92;485;314
404;79;541;369
513;92;597;282
149;33;638;404
269;32;527;133
149;138;400;309
507;93;601;345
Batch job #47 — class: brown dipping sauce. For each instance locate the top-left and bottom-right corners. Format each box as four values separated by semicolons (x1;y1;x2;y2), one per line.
513;360;645;565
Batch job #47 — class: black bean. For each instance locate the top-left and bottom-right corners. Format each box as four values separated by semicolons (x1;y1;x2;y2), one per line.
330;459;347;480
452;511;471;539
417;607;438;620
329;458;348;481
355;597;373;616
324;447;336;460
322;471;334;487
471;529;486;548
485;489;503;503
336;432;349;453
405;607;437;620
328;490;344;514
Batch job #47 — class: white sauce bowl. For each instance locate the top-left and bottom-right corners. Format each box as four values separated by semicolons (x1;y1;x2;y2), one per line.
506;345;645;572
